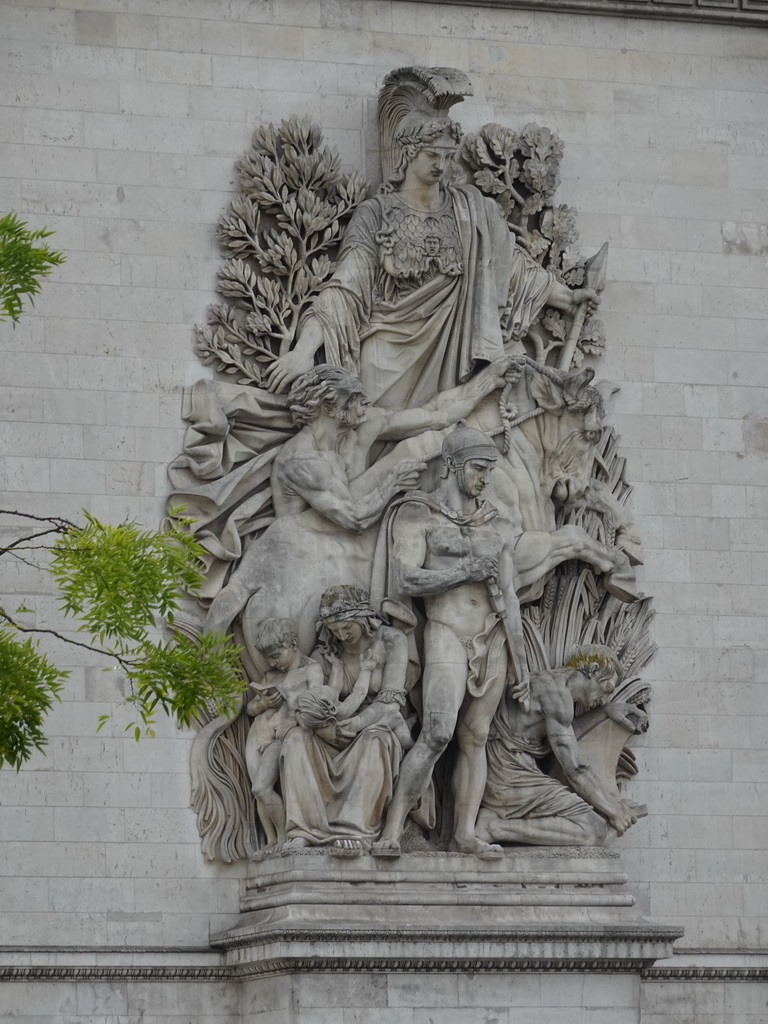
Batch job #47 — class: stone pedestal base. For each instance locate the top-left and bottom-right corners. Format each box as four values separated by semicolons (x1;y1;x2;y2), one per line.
212;848;681;977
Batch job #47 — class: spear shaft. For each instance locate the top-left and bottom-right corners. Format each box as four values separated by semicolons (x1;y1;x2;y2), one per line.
486;578;530;712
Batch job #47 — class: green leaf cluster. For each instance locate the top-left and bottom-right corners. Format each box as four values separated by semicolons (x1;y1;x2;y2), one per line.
0;221;244;769
0;212;65;322
1;509;246;770
116;632;245;740
0;629;66;770
49;511;205;645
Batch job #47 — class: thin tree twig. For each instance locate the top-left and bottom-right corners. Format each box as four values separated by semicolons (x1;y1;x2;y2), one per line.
0;528;64;555
0;607;132;668
3;550;47;570
0;509;76;529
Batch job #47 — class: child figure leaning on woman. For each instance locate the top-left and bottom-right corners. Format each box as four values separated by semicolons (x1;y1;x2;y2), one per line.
246;616;404;846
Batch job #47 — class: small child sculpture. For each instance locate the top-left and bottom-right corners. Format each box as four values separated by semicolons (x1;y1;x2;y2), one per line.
294;646;413;750
245;617;324;846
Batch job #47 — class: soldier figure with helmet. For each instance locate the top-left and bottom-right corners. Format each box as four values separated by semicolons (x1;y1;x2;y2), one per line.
372;420;530;859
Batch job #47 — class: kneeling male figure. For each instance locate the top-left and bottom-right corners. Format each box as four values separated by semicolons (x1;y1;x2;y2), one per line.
477;644;647;846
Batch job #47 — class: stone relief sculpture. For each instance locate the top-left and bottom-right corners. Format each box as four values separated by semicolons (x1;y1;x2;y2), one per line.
279;585;415;856
202;357;519;652
243;616;325;847
371;421;529;859
261;69;596;407
477;644;647;847
171;67;653;863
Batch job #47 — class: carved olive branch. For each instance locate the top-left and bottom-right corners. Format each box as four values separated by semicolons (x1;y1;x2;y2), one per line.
200;116;367;383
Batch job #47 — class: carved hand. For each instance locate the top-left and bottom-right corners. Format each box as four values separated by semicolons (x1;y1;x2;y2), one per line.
390;459;427;493
335;717;362;743
274;720;295;741
264;348;314;393
571;286;600;317
477;355;524;392
464;555;499;583
507;665;530;707
359;648;378;672
605;702;649;734
607;797;641;836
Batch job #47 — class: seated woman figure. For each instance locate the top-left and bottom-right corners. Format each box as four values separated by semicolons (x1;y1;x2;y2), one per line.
279;584;415;856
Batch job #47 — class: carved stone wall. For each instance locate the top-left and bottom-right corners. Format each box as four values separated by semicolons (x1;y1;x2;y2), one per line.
1;2;767;1022
406;0;768;28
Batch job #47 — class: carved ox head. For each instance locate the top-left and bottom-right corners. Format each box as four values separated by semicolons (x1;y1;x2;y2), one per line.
528;367;604;507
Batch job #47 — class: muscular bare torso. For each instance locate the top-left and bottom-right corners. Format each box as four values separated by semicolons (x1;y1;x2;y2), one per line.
271;433;348;517
421;511;505;635
497;668;575;749
270;413;390;518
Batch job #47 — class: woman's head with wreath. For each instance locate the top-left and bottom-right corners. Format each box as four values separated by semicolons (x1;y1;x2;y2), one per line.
316;584;382;656
381;115;463;192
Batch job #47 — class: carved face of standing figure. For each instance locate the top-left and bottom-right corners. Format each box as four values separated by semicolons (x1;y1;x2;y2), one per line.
440;420;499;497
457;458;495;499
384;117;463;193
405;134;459;188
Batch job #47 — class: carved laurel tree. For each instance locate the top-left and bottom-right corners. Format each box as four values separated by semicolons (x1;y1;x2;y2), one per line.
170;67;652;863
196;117;368;384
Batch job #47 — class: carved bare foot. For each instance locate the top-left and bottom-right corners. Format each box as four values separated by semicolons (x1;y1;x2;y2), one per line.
474;809;495;844
281;837;310;850
329;838;364;858
451;835;504;860
371;838;401;858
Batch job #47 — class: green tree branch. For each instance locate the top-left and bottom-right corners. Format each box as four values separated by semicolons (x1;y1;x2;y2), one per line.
0;212;66;322
0;510;245;770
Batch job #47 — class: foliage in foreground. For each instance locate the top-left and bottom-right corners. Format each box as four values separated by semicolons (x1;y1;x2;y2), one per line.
0;212;65;323
0;510;245;770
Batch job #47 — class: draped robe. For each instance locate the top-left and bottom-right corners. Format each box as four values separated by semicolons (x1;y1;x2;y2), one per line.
309;185;555;409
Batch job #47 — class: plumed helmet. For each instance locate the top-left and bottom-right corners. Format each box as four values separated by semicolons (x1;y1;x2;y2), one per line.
441;419;499;472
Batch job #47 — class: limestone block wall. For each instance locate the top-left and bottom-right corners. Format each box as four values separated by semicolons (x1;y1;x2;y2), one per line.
1;0;766;1019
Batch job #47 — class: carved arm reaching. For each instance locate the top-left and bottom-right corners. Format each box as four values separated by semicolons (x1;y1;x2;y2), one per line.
374;356;523;442
264;242;376;393
540;687;638;836
281;453;424;534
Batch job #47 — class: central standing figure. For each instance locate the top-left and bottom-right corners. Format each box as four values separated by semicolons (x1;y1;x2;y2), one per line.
265;67;594;407
372;421;530;858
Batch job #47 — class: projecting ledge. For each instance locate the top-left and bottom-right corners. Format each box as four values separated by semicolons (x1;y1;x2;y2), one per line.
211;849;683;976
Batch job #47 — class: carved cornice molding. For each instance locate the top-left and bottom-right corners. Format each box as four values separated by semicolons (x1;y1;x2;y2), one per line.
211;920;683;978
394;0;768;27
213;923;683;952
0;966;230;982
4;960;767;982
643;966;768;981
229;956;662;975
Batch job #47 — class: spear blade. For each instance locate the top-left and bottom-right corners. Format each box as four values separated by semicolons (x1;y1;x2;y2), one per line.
558;241;609;371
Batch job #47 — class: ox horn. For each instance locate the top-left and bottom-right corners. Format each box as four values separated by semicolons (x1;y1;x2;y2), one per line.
563;367;595;404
